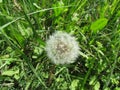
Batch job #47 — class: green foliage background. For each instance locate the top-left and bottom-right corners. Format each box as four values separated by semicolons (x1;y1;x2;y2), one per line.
0;0;120;90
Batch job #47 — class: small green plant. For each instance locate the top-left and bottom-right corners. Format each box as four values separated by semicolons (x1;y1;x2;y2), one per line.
0;0;120;90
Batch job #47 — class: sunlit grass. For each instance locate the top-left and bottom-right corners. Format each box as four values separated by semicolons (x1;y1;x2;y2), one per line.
0;0;120;90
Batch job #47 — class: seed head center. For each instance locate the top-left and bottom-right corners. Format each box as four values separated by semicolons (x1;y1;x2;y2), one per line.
56;41;69;54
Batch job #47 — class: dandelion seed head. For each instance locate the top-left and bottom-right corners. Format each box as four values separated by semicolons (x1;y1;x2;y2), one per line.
46;31;80;64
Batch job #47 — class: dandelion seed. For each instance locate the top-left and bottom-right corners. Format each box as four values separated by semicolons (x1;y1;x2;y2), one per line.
46;31;80;64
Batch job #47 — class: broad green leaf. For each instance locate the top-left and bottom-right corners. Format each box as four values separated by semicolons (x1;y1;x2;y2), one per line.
114;87;120;90
104;87;110;90
89;76;96;85
14;74;20;80
2;70;19;76
94;81;100;90
70;79;79;90
0;0;2;3
89;76;100;90
90;18;108;33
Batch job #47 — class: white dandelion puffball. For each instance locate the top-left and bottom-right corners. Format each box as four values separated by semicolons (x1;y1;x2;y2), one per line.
46;31;80;64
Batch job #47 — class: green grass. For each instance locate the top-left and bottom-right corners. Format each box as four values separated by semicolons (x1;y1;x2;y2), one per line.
0;0;120;90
